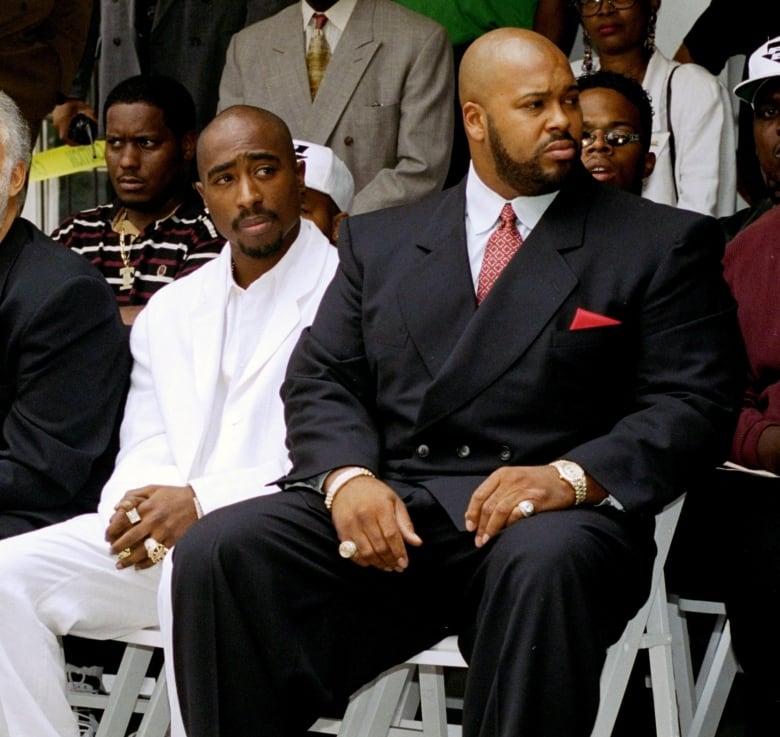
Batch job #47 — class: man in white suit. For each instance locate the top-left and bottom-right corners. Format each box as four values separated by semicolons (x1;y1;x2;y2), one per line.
219;0;455;214
0;105;338;737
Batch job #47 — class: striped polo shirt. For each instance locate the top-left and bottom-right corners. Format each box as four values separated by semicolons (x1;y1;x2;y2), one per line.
52;192;223;306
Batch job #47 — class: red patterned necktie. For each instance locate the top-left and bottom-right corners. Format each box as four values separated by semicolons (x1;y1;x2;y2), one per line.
476;203;523;304
307;13;331;99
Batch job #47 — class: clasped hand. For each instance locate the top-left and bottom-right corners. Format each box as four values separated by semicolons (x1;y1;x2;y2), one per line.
332;465;577;572
106;484;199;569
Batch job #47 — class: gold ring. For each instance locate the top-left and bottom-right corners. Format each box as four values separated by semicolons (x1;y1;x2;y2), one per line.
143;537;168;564
126;507;141;525
338;540;358;559
117;547;132;561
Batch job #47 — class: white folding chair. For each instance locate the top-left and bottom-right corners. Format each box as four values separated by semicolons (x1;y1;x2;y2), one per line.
311;495;685;737
668;597;740;737
66;627;170;737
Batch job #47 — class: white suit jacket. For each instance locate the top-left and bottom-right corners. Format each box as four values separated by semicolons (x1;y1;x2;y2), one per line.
218;0;454;215
97;221;338;527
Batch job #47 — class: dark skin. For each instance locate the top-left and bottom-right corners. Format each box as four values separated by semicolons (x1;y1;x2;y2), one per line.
306;0;337;12
107;485;198;570
108;106;305;569
328;29;607;574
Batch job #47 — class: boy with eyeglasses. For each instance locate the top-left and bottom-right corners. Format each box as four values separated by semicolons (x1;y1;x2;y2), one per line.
578;69;656;195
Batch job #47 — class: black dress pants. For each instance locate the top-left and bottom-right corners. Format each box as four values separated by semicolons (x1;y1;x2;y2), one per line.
172;485;656;737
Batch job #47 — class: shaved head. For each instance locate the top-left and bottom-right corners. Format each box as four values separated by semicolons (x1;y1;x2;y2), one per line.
459;29;581;198
459;28;570;110
197;106;297;181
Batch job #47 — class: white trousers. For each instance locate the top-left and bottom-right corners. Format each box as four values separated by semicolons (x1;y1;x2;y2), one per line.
0;513;178;737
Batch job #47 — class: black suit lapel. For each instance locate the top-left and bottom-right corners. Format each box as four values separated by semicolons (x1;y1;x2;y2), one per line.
398;183;476;379
415;170;594;432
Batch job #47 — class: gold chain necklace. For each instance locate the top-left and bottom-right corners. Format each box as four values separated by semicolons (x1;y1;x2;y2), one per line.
112;208;141;291
111;203;182;291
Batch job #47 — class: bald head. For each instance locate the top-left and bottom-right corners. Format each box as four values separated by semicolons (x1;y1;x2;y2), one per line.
197;106;297;182
459;28;581;198
460;29;571;109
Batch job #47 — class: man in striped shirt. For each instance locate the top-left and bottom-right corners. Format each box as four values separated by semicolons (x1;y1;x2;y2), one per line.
53;75;222;325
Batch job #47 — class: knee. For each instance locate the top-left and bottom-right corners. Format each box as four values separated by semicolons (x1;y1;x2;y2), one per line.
486;508;637;594
491;512;587;573
172;494;295;585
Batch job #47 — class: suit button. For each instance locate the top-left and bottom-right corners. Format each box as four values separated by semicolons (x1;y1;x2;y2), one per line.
416;444;430;458
457;445;470;458
191;37;202;46
113;37;122;46
498;446;511;462
343;136;354;146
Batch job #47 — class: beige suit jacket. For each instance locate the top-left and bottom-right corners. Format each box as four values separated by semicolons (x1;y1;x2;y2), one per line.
219;0;454;214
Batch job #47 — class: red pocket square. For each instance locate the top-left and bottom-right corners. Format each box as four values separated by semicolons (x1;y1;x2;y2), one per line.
569;308;622;330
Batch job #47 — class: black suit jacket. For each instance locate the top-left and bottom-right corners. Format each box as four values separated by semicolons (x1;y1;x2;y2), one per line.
0;218;130;535
282;166;743;524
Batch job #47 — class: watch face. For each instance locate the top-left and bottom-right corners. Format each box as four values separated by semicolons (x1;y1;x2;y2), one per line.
563;463;581;481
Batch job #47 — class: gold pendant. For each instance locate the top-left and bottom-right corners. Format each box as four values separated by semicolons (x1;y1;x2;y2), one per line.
119;265;134;290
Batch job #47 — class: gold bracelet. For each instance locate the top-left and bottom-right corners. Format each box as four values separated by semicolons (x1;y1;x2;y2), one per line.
193;495;204;519
324;467;375;510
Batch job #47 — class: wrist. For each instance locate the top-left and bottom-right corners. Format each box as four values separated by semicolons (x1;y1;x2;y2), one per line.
757;424;780;473
548;459;587;505
323;466;375;510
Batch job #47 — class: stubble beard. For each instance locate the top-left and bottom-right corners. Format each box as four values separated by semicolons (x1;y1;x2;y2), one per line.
237;233;285;260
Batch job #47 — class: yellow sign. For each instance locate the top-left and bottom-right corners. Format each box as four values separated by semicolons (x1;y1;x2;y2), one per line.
29;141;106;182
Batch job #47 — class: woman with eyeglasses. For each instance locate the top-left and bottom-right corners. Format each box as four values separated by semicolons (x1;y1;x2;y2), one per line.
571;0;737;218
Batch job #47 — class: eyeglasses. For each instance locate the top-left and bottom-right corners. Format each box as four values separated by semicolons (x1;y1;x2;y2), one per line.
575;0;639;17
582;129;642;147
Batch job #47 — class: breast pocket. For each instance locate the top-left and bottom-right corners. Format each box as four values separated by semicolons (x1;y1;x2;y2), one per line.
352;103;401;152
550;325;634;406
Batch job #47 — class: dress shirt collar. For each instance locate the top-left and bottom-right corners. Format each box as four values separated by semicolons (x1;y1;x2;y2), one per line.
465;162;558;239
301;0;357;34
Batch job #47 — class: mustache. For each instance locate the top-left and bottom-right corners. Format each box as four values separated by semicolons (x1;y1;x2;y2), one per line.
232;204;279;231
541;132;579;149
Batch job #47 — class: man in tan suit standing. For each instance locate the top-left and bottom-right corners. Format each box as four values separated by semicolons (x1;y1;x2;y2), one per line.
219;0;454;214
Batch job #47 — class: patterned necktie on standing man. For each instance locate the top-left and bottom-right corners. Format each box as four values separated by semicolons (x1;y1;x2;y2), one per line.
476;203;524;304
307;13;332;99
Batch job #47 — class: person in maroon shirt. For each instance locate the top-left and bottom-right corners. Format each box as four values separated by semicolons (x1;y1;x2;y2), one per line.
669;205;780;736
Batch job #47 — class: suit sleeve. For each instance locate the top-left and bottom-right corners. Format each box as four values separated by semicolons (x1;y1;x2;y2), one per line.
282;224;382;480
566;216;744;511
351;24;455;214
97;305;184;526
49;0;94;98
0;275;129;514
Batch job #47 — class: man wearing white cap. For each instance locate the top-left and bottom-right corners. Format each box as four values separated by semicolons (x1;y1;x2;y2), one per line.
722;36;780;239
295;139;354;244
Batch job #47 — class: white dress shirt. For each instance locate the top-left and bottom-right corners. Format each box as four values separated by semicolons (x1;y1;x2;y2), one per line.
301;0;357;51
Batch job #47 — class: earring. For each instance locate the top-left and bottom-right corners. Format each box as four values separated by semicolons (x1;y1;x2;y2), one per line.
582;28;594;74
645;9;657;53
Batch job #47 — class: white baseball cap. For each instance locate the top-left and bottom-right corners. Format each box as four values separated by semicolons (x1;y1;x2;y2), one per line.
734;36;780;105
293;140;354;212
